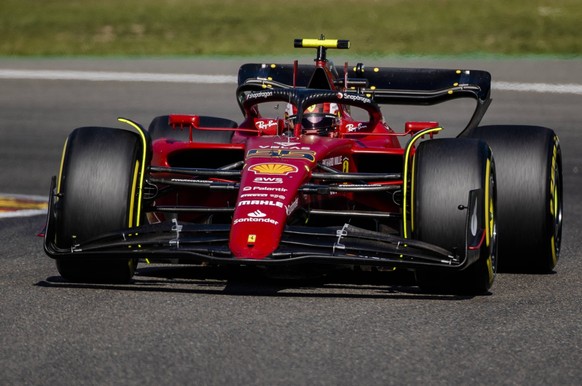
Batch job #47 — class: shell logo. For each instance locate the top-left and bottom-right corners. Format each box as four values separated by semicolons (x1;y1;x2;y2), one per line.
249;163;298;175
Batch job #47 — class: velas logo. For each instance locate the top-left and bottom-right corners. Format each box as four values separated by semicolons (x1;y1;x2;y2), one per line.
247;149;316;162
249;163;298;175
273;141;300;147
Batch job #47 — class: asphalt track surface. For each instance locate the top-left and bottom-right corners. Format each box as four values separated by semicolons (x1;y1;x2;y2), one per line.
1;57;581;385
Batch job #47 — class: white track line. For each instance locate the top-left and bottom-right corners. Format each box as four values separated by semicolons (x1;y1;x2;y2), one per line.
1;69;581;94
0;69;237;84
0;209;47;219
494;81;582;95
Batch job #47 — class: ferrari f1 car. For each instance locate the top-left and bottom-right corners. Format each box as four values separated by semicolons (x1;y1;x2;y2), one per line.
43;37;563;294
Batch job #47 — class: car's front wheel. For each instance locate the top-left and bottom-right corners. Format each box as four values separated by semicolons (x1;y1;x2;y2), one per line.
55;127;143;283
412;138;497;295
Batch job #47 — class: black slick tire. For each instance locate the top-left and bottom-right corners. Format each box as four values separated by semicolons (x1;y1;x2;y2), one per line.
464;125;562;273
412;138;497;295
55;127;142;283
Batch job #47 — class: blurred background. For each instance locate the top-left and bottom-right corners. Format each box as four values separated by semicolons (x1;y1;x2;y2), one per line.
1;0;581;57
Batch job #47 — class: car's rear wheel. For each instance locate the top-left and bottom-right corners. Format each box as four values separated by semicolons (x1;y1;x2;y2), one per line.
148;115;237;143
412;138;497;295
465;125;562;272
55;127;143;283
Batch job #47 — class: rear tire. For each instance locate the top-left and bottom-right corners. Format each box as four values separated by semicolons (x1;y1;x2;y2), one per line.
412;138;497;295
55;127;142;283
465;125;562;272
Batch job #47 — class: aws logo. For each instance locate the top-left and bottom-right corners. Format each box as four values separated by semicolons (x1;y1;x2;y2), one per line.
249;163;298;175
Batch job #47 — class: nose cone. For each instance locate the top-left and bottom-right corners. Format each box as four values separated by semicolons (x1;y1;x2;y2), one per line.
229;209;285;259
229;161;308;259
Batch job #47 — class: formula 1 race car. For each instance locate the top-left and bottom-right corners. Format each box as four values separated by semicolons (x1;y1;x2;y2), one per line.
43;37;563;294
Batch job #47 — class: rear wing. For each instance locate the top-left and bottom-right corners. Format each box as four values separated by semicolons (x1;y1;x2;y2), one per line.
237;63;492;132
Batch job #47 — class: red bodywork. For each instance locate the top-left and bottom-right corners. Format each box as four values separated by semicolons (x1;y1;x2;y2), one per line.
44;37;493;272
141;38;494;263
149;97;406;260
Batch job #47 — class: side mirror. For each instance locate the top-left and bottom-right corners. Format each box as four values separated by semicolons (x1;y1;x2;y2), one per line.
168;115;201;142
168;114;200;129
405;121;440;135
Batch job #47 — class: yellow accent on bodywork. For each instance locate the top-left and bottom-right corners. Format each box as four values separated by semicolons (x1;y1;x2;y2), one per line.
486;252;494;285
550;140;559;266
410;154;417;233
300;39;348;49
402;127;443;239
118;118;148;227
57;137;69;194
485;158;491;247
128;160;140;227
485;158;495;284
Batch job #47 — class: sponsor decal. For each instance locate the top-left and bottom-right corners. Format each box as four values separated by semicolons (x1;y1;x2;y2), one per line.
247;149;316;162
233;217;279;225
337;92;371;104
240;193;268;198
242;186;288;192
321;156;350;171
249;163;298;175
238;200;284;209
246;91;273;100
345;123;367;132
273;141;300;147
233;209;279;226
258;145;311;150
238;193;288;203
255;120;279;131
248;209;267;218
253;177;283;184
322;156;344;167
170;178;209;184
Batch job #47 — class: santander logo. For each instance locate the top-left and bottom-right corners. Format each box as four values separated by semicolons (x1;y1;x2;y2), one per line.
233;208;279;225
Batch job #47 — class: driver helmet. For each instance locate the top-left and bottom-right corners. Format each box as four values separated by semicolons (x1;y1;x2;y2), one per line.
286;102;339;136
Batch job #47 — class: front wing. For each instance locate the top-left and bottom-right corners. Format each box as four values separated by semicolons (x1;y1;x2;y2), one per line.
45;215;480;274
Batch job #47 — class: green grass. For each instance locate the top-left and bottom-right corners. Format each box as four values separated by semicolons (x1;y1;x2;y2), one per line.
1;0;581;57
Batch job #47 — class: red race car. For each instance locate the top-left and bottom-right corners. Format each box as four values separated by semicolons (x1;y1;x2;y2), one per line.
43;37;562;294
